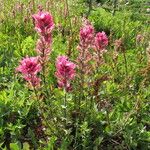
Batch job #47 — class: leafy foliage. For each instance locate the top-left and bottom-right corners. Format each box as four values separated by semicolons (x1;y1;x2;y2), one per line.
0;0;150;150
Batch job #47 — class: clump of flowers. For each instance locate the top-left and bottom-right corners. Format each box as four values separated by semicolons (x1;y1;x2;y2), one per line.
55;56;76;91
79;20;94;47
32;11;54;64
16;56;42;87
32;11;54;37
95;31;108;51
94;31;108;66
77;19;108;74
77;19;95;75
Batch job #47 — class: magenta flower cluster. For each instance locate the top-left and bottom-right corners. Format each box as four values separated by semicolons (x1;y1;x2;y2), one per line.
32;11;54;41
95;31;108;51
16;57;42;87
33;11;54;63
16;11;76;90
55;56;76;91
16;11;55;88
79;20;94;47
16;11;107;90
77;20;94;75
77;19;108;74
79;19;108;52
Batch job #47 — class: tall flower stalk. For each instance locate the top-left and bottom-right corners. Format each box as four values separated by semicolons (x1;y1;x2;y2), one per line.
32;11;54;62
77;19;94;109
55;56;76;121
94;31;108;68
77;19;108;111
32;10;54;95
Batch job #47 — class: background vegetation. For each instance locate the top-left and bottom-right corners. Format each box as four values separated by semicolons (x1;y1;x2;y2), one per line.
0;0;150;149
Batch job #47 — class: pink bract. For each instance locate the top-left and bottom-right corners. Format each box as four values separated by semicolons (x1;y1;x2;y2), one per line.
33;11;54;63
95;31;108;50
36;38;51;57
55;56;76;91
16;56;42;87
32;11;54;34
80;23;94;45
24;75;41;87
16;57;41;75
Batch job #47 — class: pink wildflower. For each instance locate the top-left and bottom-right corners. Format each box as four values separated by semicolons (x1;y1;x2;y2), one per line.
36;38;51;63
79;21;94;47
77;19;95;75
95;32;108;50
55;56;76;91
16;56;42;87
33;11;54;64
32;11;54;35
94;32;108;67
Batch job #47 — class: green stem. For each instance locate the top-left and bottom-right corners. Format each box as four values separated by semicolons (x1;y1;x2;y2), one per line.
65;0;73;35
87;0;92;17
64;88;67;119
112;0;118;16
123;51;128;89
33;86;55;134
40;39;51;99
106;109;110;127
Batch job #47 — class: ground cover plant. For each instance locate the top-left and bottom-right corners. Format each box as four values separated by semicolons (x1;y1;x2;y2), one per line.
0;0;150;149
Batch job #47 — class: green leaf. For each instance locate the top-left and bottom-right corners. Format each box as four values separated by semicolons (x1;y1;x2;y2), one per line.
23;142;30;150
10;143;20;150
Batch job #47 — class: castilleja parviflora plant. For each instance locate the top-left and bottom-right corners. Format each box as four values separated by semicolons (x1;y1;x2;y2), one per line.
16;8;109;148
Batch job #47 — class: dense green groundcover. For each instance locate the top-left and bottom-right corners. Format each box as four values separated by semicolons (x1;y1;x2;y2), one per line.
0;0;150;149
